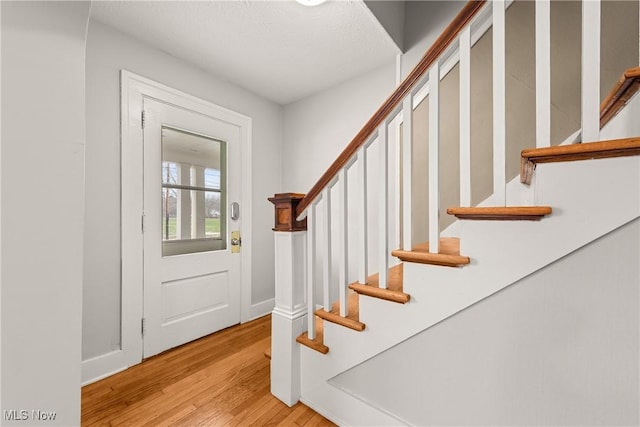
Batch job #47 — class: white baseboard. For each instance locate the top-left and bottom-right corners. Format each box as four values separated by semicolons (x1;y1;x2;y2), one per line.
248;298;275;321
81;350;128;386
300;380;408;426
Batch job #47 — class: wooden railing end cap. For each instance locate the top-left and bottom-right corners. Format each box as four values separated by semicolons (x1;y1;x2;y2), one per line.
268;192;306;205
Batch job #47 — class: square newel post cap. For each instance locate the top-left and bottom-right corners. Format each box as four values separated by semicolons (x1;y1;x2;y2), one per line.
268;193;307;232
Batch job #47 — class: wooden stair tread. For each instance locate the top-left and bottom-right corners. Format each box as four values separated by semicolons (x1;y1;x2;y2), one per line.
296;317;328;354
348;264;410;304
392;237;470;267
521;136;640;163
520;66;640;185
447;206;552;220
521;137;640;184
315;293;365;331
600;67;640;128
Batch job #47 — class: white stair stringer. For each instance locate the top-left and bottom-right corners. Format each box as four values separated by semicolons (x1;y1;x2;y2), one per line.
298;153;640;426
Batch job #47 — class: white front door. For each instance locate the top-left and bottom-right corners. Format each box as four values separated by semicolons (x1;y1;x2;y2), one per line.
142;97;241;357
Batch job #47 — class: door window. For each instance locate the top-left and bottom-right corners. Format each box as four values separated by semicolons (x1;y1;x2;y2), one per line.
161;126;227;256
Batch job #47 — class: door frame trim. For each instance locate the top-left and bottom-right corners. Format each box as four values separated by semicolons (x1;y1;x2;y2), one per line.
120;70;253;367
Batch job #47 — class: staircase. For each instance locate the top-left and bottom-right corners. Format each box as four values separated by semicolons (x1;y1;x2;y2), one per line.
269;1;640;425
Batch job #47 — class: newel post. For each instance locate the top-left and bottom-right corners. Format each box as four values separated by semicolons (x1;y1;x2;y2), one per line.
268;193;307;406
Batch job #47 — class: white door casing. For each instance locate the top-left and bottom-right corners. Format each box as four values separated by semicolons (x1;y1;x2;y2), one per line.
121;71;252;367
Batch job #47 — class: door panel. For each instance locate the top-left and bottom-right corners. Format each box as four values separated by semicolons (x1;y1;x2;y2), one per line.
143;97;241;358
161;272;229;323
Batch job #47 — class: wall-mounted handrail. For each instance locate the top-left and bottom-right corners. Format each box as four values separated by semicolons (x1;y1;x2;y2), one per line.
295;0;487;220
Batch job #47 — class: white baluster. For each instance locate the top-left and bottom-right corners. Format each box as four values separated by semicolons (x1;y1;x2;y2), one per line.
536;0;551;148
582;0;601;142
460;27;472;207
378;124;389;289
402;96;413;251
493;0;506;205
337;168;348;317
388;115;400;264
357;147;368;284
321;189;331;312
428;65;440;254
306;204;316;340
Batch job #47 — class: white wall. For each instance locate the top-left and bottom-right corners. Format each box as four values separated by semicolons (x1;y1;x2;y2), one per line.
331;219;640;426
402;1;465;77
83;20;283;361
1;2;90;425
282;62;395;192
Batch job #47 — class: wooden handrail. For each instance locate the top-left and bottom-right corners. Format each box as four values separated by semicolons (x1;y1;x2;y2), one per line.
295;0;487;219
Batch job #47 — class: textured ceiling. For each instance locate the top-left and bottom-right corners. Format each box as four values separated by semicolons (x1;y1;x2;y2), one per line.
90;0;400;105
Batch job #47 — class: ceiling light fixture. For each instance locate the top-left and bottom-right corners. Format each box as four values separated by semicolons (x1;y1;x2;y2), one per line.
295;0;327;6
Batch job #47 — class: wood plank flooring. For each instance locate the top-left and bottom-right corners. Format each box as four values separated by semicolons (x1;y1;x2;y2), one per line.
82;315;335;426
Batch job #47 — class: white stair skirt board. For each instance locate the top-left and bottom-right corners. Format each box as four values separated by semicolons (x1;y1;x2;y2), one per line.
300;347;408;427
297;100;640;422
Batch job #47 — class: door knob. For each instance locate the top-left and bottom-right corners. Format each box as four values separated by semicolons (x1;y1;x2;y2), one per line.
231;230;241;253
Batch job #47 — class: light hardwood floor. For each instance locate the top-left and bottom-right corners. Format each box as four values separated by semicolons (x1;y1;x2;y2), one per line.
82;315;335;426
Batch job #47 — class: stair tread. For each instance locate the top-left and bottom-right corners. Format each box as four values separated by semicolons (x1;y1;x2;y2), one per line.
447;206;552;220
520;136;640;184
315;293;365;331
392;237;470;267
296;317;328;354
520;66;640;185
522;136;640;162
349;264;410;304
